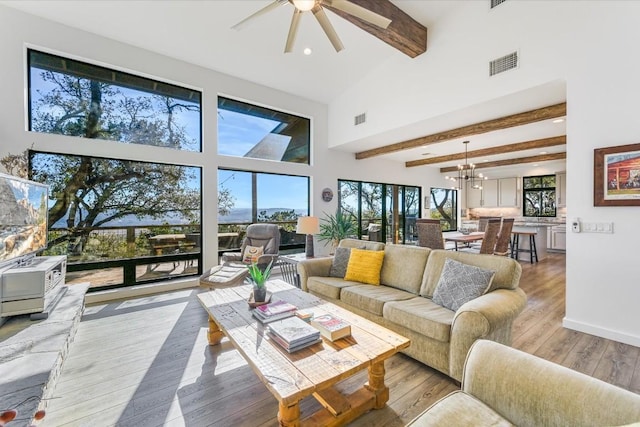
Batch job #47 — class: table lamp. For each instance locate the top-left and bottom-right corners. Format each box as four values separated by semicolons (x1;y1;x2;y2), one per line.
296;216;320;258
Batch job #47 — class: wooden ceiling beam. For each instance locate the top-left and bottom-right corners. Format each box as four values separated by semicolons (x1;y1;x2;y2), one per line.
406;135;566;167
323;0;427;58
355;102;567;160
439;152;567;173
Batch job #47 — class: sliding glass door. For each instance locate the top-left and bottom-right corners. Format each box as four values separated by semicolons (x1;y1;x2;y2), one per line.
338;180;421;244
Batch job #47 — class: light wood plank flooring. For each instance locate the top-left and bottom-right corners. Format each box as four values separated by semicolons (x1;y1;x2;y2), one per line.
43;253;640;426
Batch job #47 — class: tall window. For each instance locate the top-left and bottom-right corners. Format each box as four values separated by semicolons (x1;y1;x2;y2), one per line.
338;180;421;244
30;151;202;290
28;49;202;151
430;188;458;231
218;169;310;252
523;175;556;217
217;97;310;164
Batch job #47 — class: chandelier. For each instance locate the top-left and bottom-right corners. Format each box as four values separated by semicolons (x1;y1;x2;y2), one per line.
445;140;488;190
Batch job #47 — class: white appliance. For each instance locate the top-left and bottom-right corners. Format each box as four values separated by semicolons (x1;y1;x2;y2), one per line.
0;255;66;317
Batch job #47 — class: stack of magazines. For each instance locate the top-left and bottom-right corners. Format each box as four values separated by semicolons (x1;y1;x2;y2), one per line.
267;316;322;353
252;300;298;324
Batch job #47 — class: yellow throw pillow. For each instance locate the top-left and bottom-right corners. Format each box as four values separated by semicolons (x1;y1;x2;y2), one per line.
344;248;385;285
242;245;264;263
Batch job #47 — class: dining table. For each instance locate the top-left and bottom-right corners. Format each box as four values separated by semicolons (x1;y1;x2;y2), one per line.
444;232;484;251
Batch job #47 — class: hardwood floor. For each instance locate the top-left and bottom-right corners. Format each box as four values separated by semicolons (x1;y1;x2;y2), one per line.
43;253;639;426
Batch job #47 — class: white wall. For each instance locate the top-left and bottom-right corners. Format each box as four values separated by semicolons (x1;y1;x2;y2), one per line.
327;1;640;346
0;5;439;271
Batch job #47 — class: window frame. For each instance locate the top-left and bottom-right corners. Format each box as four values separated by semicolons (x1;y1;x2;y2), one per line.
217;95;311;165
27;48;203;151
29;149;203;291
217;168;311;254
338;179;421;244
522;174;557;217
429;187;458;231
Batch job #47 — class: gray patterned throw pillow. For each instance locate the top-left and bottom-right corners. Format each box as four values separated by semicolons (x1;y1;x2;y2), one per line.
432;258;496;311
329;247;352;278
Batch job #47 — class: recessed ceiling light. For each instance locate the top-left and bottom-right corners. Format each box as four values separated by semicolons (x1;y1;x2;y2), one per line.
552;118;564;123
540;151;548;155
533;164;539;167
483;159;488;162
303;47;312;55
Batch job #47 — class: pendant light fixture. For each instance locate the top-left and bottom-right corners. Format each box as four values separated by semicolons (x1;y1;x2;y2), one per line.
445;140;488;190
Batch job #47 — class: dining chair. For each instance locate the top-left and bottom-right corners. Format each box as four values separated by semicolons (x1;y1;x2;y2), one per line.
462;218;501;254
417;219;444;249
493;218;515;256
478;219;502;254
478;216;501;232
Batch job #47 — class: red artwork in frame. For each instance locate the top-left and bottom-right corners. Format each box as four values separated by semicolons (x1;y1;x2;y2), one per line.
594;143;640;206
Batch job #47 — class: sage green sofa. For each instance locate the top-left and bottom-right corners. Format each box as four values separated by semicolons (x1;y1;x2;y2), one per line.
407;340;640;426
297;239;527;382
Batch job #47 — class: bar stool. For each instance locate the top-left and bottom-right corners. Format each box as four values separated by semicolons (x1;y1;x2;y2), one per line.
510;231;538;264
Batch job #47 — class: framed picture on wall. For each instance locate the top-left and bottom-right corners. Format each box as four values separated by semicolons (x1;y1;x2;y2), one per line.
594;142;640;206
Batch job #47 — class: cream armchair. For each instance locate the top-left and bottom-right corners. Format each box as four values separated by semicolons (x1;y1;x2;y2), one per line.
408;340;640;426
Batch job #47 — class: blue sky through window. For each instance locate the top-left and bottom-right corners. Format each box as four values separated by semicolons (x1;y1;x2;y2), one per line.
29;65;201;151
217;109;281;157
218;169;308;223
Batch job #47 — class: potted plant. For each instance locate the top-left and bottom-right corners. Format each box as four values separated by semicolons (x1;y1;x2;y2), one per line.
246;260;273;303
318;210;356;252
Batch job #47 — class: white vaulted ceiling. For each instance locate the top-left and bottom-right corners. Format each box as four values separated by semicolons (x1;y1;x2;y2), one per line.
0;0;566;174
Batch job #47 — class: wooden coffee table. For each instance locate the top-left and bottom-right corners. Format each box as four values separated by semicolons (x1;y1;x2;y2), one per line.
197;279;410;427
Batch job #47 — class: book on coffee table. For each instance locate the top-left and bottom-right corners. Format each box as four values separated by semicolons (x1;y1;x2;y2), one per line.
253;300;298;324
267;331;322;353
267;316;321;351
311;314;351;341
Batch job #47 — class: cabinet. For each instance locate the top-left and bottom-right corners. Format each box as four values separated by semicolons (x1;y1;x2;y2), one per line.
551;226;566;250
498;177;519;207
481;179;498;207
466;183;483;208
556;172;566;207
467;177;519;208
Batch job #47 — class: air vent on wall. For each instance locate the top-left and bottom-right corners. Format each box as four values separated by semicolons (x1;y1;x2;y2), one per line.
489;51;518;76
354;112;366;126
490;0;507;8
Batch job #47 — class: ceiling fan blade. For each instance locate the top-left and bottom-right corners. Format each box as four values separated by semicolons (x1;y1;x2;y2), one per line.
324;0;391;29
284;9;303;53
232;0;288;30
312;5;344;52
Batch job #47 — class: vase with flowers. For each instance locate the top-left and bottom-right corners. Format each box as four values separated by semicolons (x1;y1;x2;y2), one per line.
246;260;273;303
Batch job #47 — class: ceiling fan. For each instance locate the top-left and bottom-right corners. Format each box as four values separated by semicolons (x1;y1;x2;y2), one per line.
232;0;392;53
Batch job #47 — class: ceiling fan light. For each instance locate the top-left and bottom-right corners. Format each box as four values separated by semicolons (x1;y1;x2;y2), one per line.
293;0;315;11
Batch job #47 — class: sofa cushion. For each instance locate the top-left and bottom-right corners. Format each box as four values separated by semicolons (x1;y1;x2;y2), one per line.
344;249;385;285
432;258;495;311
383;297;454;343
307;276;361;300
340;285;415;316
406;390;513;427
338;238;385;251
329;247;351;278
380;244;430;294
420;250;521;298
